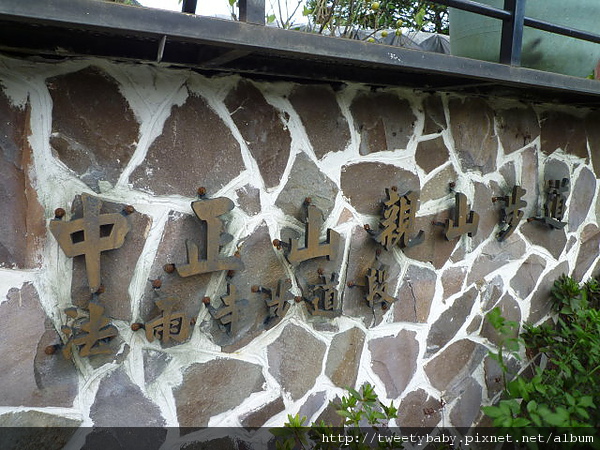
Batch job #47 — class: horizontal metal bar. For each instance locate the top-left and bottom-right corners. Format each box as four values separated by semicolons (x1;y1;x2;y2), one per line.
427;0;511;20
524;16;600;44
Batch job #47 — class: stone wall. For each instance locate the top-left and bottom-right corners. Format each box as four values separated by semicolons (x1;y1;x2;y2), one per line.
1;54;600;446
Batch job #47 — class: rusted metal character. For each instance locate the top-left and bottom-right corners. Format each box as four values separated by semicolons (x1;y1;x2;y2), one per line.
253;279;292;324
530;178;569;230
365;264;396;308
144;296;191;344
495;185;527;241
62;302;118;358
444;192;479;240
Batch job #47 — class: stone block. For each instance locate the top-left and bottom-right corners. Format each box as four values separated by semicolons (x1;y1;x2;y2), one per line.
466;234;526;286
441;266;466;299
143;349;172;385
587;111;600;176
422;94;446;135
421;164;457;203
394;265;437;323
403;213;458;270
298;391;327;423
481;293;521;346
236;184;261;216
496;106;539;155
396;389;441;428
568;167;596;232
510;254;546;300
573;224;600;281
0;411;80;449
528;261;569;324
325;327;365;388
521;222;567;260
240;397;285;428
541;111;587;159
449;378;482;427
225;80;290;189
415;137;449;174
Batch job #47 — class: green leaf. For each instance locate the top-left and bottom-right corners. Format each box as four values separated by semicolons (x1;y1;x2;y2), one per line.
228;0;236;6
267;14;276;24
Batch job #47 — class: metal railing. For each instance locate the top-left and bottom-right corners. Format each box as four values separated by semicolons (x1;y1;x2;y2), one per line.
181;0;600;67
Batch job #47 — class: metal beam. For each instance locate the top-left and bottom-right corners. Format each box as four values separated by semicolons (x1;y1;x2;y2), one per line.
499;0;525;65
239;0;265;25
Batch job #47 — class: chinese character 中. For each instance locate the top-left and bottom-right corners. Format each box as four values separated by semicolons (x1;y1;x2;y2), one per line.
49;194;130;293
373;189;424;251
496;186;527;241
62;302;118;358
444;192;479;240
176;197;244;277
306;272;340;317
365;265;396;308
145;296;191;344
285;205;340;265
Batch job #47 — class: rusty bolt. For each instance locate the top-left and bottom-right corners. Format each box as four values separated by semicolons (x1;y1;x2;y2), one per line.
375;248;382;256
151;279;162;289
294;296;303;303
317;267;324;275
96;285;106;295
226;270;235;278
363;224;371;231
163;263;176;274
202;296;211;305
44;344;59;355
190;318;197;326
347;281;355;288
123;205;135;215
273;239;282;249
391;186;398;192
491;197;500;203
449;182;456;189
251;285;260;293
304;197;312;205
423;408;435;416
382;303;388;311
527;217;536;222
234;250;241;258
54;208;66;219
197;187;207;197
131;322;144;331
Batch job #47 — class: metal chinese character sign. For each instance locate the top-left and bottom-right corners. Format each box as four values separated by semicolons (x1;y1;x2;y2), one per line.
305;272;340;317
284;204;340;265
496;186;527;241
365;264;396;308
145;296;191;344
444;192;479;240
209;284;241;335
532;178;569;230
255;279;292;324
176;197;244;277
62;302;118;358
49;194;130;292
372;188;424;250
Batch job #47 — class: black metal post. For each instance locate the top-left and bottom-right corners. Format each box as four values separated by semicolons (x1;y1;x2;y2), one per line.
499;0;525;65
181;0;197;14
239;0;265;25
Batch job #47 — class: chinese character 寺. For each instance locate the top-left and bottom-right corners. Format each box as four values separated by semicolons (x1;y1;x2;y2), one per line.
285;205;340;265
444;192;479;240
49;194;130;293
145;296;191;344
373;188;424;251
209;284;241;335
176;197;244;277
62;302;118;358
496;186;527;241
365;265;396;308
306;272;340;317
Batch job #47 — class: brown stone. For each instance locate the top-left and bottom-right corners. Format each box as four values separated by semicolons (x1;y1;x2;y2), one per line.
484;355;519;398
521;222;567;260
48;67;139;191
467;315;482;334
0;90;45;269
510;254;546;300
394;265;436;323
369;330;419;398
132;91;245;196
423;94;446;135
441;266;467;299
267;324;326;400
0;411;80;447
340;162;419;216
315;397;344;427
421;164;457;203
574;224;600;281
143;349;172;385
415;137;450;174
288;85;350;159
68;196;151;321
496;106;540;155
175;358;265;427
426;287;477;354
90;367;165;426
499;160;516;187
528;261;569;324
397;389;441;428
403;213;458;270
236;184;261;216
449;98;497;174
0;283;78;407
466;233;526;286
481;293;521;346
325;327;365;388
568;167;596;232
275;153;338;222
240;397;285;428
424;339;487;392
350;91;415;155
449;378;482;427
587;111;600;176
540;111;588;159
471;182;499;248
298;391;327;423
481;276;504;310
520;146;540;218
224;80;290;188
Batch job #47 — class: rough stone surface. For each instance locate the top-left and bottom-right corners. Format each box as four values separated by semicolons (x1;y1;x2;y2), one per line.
0;283;78;407
397;389;441;428
341;162;419;216
471;181;500;248
587;111;600;176
573;225;600;281
421;164;457;203
298;391;327;423
422;94;446;135
481;293;521;346
449;98;497;174
315;398;344;427
484;355;519;398
403;213;458;270
500;160;516;187
325;327;365;388
0;411;80;449
240;396;285;428
132;91;245;196
276;153;338;221
288;84;350;159
424;339;487;393
466;234;526;286
449;378;482;427
68;195;151;320
90;367;165;427
568;167;596;232
426;287;477;354
496;106;539;155
510;254;546;300
225;80;290;189
521;222;567;260
267;324;326;400
520;146;540;217
481;276;504;311
540;111;588;159
369;330;419;398
528;261;569;324
48;67;139;191
350;91;415;155
174;358;265;427
394;265;437;323
415;137;449;174
467;315;482;334
236;185;261;216
143;349;173;385
441;266;467;299
0;91;45;269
